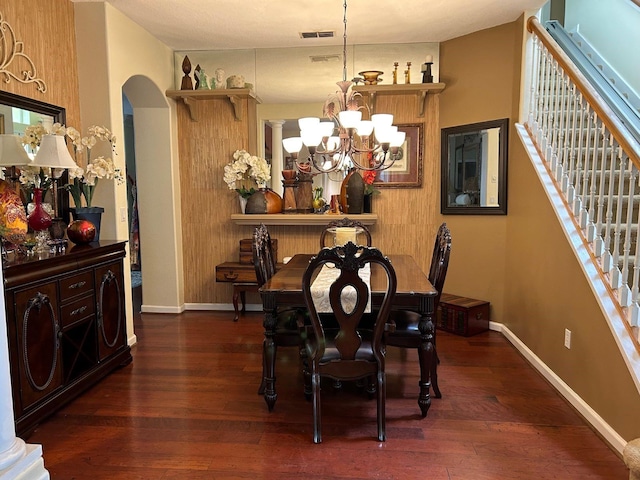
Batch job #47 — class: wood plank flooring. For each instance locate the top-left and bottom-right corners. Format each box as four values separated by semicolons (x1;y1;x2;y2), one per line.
26;310;628;479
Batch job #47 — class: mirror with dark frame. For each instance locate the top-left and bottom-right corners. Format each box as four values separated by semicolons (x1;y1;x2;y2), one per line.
441;118;509;215
0;91;70;223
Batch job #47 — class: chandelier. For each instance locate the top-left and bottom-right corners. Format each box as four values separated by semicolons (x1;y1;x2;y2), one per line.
282;1;405;175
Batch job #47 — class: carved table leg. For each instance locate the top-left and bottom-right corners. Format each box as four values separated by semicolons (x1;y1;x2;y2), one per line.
417;298;435;417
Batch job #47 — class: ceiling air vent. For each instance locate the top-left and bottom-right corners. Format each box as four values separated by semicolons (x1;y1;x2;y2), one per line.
300;31;335;39
309;54;341;63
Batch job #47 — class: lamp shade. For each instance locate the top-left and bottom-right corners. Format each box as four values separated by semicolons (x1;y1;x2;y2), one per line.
282;136;303;154
0;134;31;167
32;134;78;169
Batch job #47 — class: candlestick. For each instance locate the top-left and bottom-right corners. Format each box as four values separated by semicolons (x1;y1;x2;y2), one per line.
406;61;412;84
422;61;433;84
392;62;399;84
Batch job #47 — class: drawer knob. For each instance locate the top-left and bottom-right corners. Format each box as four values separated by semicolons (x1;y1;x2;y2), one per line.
69;281;87;289
224;272;239;280
476;313;483;319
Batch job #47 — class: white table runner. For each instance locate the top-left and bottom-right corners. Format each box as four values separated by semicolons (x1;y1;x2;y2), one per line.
310;263;371;314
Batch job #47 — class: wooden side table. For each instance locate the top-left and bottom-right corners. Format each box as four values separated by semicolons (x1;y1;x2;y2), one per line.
215;262;259;321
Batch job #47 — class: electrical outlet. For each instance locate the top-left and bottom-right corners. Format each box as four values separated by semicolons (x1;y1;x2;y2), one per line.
120;207;127;223
564;328;571;349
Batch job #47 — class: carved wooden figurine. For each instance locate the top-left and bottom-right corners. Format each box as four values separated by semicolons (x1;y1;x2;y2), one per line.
181;55;193;90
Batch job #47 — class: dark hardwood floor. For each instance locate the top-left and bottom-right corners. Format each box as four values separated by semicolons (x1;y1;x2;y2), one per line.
26;309;628;479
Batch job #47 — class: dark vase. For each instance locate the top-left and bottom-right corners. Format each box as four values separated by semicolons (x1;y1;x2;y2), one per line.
27;187;52;231
340;169;365;214
245;188;283;214
363;194;373;213
70;206;104;242
49;218;67;240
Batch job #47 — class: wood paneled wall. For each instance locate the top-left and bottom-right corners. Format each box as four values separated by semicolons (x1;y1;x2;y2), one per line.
176;90;441;304
1;0;81;131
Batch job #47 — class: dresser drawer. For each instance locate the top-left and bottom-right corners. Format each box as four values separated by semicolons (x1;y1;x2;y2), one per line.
60;296;96;329
215;263;258;283
59;271;94;302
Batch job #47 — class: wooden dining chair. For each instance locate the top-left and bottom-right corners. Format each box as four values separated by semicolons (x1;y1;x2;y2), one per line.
253;223;307;395
301;242;397;443
319;217;372;248
385;222;451;405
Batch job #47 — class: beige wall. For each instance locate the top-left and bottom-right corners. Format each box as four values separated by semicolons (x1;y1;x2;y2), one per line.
440;18;640;441
439;22;520;323
74;2;185;324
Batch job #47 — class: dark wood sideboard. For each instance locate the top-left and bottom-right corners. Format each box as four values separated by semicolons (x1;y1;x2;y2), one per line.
2;241;132;437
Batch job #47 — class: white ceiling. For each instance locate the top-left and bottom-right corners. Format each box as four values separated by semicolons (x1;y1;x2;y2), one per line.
71;0;547;51
71;0;546;104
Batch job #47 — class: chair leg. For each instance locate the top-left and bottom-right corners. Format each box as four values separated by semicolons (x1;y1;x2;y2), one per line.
431;348;442;399
301;349;312;400
258;339;267;395
377;370;386;442
312;372;322;444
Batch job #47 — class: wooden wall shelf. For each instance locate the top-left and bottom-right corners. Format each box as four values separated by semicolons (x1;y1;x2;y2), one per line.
230;213;377;226
353;83;446;118
165;89;258;122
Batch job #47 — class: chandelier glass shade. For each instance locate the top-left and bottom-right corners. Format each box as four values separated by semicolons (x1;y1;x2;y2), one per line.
282;1;405;176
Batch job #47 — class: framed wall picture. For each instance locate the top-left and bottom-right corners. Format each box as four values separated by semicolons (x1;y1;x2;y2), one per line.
372;123;423;188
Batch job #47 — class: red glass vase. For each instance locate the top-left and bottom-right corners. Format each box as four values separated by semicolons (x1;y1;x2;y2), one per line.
27;188;53;231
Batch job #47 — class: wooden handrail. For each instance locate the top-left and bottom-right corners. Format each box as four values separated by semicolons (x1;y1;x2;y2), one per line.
527;16;640;167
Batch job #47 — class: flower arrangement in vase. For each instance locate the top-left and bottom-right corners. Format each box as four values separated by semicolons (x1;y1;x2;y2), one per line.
362;168;380;213
23;123;123;209
223;149;273;212
63;125;122;209
22;123;123;241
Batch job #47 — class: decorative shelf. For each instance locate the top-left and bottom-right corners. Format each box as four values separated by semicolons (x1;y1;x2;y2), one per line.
165;89;258;122
230;213;377;226
353;83;446;118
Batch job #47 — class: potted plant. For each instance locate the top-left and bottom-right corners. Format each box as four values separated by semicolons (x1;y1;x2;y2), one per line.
223;149;278;213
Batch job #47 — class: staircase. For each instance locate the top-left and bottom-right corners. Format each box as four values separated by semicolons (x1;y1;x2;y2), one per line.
523;17;640;346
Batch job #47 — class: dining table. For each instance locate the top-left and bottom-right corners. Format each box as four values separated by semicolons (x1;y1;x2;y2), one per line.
258;253;438;416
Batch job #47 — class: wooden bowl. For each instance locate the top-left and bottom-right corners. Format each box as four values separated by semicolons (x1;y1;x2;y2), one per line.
358;70;384;85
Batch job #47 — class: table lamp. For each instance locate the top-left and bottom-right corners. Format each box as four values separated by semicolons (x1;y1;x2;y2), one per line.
30;134;79;245
0;134;31;191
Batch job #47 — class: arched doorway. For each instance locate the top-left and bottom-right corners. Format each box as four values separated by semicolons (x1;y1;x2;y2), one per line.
121;75;184;319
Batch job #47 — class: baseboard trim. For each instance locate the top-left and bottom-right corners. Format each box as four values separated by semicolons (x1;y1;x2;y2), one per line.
140;304;185;314
492;321;626;455
184;303;264;312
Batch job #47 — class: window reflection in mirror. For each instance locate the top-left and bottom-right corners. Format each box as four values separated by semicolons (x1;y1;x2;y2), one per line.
441;118;509;215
